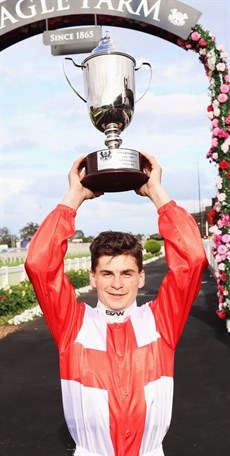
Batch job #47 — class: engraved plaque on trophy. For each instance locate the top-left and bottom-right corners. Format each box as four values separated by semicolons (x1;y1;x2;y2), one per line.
63;32;152;192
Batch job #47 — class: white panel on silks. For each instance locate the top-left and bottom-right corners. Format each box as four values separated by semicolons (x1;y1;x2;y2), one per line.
140;377;174;453
75;306;107;351
131;303;161;347
61;379;114;455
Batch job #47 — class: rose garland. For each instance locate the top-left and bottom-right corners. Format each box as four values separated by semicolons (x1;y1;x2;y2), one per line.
177;24;230;320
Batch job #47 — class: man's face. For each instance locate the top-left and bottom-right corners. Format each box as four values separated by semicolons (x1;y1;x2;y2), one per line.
90;254;145;310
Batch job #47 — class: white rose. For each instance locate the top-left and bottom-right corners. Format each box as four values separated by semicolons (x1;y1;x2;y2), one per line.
216;62;226;71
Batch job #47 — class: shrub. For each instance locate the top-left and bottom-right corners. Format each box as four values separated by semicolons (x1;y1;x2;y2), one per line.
0;281;37;318
66;269;90;289
0;270;90;321
144;239;161;255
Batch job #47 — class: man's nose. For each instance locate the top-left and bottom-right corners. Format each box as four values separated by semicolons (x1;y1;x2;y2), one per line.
111;275;123;288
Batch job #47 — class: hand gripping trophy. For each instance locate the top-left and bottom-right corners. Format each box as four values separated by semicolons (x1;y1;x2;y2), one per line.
63;32;152;192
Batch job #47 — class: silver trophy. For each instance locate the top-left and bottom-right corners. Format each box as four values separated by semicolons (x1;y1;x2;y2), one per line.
63;32;152;192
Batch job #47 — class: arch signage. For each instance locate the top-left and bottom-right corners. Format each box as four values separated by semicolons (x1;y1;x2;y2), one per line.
1;0;201;50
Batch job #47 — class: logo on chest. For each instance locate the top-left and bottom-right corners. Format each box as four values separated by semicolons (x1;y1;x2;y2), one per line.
106;310;125;317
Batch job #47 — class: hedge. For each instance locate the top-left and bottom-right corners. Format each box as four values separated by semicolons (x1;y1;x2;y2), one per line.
0;269;90;320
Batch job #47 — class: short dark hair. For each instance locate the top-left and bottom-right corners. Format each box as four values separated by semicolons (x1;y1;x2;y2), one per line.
90;231;143;272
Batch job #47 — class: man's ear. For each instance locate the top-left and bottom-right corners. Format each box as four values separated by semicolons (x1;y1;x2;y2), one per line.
90;271;97;289
138;270;145;289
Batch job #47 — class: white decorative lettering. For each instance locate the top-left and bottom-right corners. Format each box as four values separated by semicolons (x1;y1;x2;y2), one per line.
135;0;161;21
95;0;115;11
56;0;70;12
117;0;134;14
0;6;18;29
81;0;90;8
50;32;74;41
40;0;55;14
16;0;36;19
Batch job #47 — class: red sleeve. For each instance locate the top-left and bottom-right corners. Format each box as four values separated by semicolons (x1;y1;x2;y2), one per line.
150;200;208;349
25;204;85;350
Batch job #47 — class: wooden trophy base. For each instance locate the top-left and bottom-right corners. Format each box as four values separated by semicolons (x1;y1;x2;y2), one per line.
81;149;148;192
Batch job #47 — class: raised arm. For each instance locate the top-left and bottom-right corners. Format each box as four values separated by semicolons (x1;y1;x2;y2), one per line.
136;153;208;348
25;157;103;349
61;155;103;210
135;151;171;208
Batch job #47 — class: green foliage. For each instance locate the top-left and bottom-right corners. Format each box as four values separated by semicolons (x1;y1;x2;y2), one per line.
149;233;164;241
66;269;90;289
0;270;90;322
19;222;39;242
144;239;161;255
0;281;37;319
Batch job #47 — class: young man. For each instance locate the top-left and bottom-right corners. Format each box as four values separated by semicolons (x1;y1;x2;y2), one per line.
25;152;208;456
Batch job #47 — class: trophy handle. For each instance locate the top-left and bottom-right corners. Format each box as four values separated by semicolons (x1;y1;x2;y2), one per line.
135;62;152;103
63;58;87;103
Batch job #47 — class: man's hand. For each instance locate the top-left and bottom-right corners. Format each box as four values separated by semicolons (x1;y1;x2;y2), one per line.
61;156;103;210
135;152;171;209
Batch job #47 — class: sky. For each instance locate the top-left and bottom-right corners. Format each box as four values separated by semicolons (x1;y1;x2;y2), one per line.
1;0;230;238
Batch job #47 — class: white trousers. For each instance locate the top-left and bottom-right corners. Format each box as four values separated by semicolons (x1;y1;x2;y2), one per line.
74;445;164;456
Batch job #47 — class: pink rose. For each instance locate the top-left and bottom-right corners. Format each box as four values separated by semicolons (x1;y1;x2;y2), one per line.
212;118;219;127
225;115;230;125
212;138;218;147
224;74;230;83
217;129;229;138
191;31;200;41
214;235;223;245
213;127;220;136
222;234;230;243
221;84;230;94
218;93;228;103
217;245;227;255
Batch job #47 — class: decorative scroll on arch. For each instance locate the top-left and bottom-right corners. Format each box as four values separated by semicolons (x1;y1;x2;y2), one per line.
178;24;230;320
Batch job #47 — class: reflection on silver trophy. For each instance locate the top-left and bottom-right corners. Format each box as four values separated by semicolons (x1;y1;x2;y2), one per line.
63;32;152;192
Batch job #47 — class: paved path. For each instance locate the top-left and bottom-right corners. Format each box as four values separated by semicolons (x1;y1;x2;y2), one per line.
0;258;229;456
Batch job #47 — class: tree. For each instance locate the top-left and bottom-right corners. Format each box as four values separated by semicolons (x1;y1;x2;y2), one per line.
19;222;39;242
149;233;164;241
0;226;18;248
69;230;84;242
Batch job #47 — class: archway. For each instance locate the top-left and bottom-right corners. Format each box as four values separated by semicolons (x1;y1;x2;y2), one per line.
1;1;229;320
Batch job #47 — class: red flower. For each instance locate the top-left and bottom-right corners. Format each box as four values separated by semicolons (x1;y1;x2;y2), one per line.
199;38;207;47
219;160;229;170
220;273;227;281
1;296;6;301
216;309;227;320
177;38;186;48
207;209;217;225
227;170;230;179
207;105;213;112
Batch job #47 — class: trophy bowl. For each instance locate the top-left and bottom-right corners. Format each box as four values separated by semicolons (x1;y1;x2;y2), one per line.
63;33;152;192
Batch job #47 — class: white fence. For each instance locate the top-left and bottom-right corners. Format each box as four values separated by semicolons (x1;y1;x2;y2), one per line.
0;256;91;288
203;238;218;275
0;239;217;288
